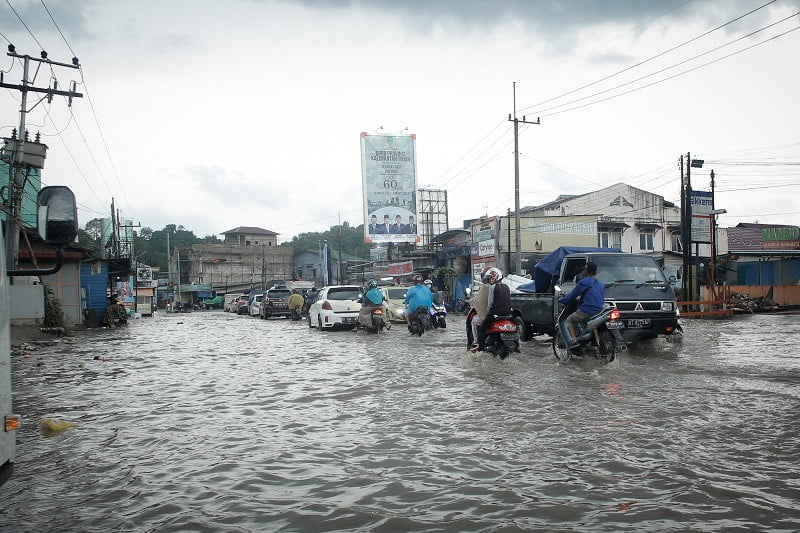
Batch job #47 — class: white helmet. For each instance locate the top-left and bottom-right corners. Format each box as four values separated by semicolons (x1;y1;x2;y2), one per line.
485;267;503;284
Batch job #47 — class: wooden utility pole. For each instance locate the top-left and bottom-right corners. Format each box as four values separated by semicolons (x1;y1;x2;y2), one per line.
508;82;539;275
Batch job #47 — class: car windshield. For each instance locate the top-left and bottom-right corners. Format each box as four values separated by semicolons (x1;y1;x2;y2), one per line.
268;290;291;298
327;287;361;301
386;288;407;300
592;255;667;285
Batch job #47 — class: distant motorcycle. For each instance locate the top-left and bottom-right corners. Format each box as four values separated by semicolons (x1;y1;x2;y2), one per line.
408;306;429;336
428;301;447;329
552;295;626;364
290;307;302;321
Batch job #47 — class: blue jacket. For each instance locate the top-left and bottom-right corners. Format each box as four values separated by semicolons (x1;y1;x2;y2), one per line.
404;284;432;312
364;287;384;306
559;276;604;315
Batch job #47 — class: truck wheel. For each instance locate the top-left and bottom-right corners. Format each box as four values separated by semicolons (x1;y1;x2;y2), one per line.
514;316;532;342
552;330;572;361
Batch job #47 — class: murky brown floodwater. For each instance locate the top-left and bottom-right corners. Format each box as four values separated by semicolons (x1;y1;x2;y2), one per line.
2;310;799;532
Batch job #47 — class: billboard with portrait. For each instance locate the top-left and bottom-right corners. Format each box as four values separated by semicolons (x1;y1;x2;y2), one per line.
361;132;418;244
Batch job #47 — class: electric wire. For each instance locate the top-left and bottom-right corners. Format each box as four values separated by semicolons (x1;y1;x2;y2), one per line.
519;0;778;114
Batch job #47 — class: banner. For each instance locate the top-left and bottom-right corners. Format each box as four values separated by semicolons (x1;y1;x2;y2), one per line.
361;133;418;244
387;261;413;276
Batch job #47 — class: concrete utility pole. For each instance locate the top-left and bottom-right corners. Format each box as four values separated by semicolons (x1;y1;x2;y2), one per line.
0;48;82;270
508;82;540;276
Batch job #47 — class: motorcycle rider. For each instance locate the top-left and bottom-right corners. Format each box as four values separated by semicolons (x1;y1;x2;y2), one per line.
558;261;604;347
404;274;432;328
468;267;491;351
474;267;512;352
288;289;305;318
358;279;387;328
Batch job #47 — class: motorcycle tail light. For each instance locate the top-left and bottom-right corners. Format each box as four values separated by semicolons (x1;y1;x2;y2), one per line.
373;309;382;315
322;301;333;310
609;309;620;320
5;414;21;432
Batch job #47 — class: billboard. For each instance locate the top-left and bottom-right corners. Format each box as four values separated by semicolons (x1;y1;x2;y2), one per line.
690;190;713;244
361;133;418;244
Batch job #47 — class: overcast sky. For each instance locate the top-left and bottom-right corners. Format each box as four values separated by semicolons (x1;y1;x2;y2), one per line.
2;0;799;242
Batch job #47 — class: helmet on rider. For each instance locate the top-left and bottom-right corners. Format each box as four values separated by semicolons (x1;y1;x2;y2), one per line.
485;267;503;284
423;279;432;287
366;279;378;290
412;274;424;284
479;266;492;283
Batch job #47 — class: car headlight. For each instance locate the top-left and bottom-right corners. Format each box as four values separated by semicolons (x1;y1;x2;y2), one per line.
661;301;674;312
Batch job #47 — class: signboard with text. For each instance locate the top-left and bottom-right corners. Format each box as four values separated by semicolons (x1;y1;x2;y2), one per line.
690;190;713;243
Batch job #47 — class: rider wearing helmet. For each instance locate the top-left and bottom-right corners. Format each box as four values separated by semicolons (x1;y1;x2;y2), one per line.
404;274;433;326
474;267;512;352
358;279;387;328
468;267;492;350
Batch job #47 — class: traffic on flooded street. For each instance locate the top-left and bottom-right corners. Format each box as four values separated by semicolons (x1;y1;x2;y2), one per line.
2;309;799;532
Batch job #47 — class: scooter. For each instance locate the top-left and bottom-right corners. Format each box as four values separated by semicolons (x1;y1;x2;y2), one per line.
465;308;520;360
366;307;387;334
428;301;447;329
408;306;429;336
552;298;626;364
290;307;303;321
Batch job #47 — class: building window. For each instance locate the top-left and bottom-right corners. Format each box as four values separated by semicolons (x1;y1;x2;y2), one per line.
599;229;622;249
245;240;251;245
670;233;682;252
639;230;654;251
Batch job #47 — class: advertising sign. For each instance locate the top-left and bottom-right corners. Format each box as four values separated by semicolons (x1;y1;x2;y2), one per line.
690;190;713;243
472;239;496;259
387;261;413;276
361;133;418;244
136;267;153;283
471;217;496;242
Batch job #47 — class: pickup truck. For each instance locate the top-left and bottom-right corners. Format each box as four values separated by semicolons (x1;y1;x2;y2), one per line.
510;246;681;345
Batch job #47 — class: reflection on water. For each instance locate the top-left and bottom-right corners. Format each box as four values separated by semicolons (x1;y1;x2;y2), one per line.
3;311;800;531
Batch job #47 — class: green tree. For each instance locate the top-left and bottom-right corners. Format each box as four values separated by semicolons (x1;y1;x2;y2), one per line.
282;223;369;258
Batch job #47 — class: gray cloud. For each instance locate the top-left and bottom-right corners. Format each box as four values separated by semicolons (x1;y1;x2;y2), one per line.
282;0;799;45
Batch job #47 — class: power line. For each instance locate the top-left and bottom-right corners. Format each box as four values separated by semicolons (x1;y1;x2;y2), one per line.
519;0;779;114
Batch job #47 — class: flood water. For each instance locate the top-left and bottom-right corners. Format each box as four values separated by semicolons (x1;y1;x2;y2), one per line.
2;310;800;532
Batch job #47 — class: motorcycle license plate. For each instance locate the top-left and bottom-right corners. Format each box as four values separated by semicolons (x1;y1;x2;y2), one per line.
606;320;624;330
626;318;651;328
500;333;519;342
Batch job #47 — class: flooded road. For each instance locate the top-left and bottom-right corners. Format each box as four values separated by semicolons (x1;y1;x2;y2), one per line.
2;310;800;532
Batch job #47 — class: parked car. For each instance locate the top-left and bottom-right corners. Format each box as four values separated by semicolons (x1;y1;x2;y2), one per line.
235;295;251;315
381;285;412;323
224;293;242;312
249;293;264;316
307;285;363;330
260;288;292;319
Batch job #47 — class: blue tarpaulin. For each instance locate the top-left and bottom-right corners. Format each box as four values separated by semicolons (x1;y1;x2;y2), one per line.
534;246;621;293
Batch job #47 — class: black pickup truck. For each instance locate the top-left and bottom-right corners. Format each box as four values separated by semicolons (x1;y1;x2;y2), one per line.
510;247;681;345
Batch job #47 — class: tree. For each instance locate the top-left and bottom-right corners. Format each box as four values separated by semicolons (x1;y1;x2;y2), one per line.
282;222;369;258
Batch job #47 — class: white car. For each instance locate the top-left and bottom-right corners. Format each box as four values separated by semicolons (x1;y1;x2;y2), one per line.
249;293;264;316
307;285;363;330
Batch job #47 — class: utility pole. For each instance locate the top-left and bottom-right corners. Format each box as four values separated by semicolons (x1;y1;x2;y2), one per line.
1;47;82;270
338;212;343;284
681;154;692;305
508;82;540;275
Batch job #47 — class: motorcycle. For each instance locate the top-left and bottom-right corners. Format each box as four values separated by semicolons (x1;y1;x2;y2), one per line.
465;308;520;359
290;307;303;321
428;300;447;329
407;306;429;336
552;296;626;364
365;307;387;334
